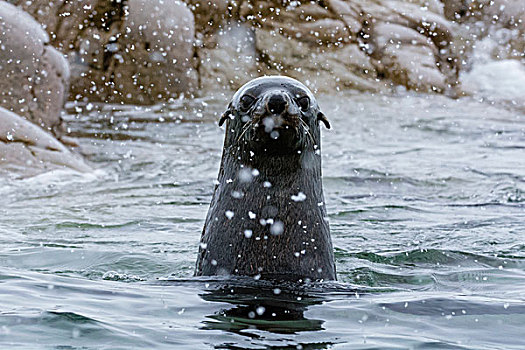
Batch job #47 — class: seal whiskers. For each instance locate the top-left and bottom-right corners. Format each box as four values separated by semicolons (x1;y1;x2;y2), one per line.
299;117;316;148
235;120;256;146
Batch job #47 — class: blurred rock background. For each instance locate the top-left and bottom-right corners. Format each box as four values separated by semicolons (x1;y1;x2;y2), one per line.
1;0;524;176
4;0;525;104
0;1;89;176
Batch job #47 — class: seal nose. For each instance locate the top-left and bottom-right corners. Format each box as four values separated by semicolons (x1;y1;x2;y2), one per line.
266;94;287;114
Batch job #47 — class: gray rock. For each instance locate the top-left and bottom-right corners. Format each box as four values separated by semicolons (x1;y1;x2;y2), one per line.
0;1;69;134
233;0;459;94
369;22;447;92
15;0;198;104
443;0;525;26
15;0;466;96
185;0;229;37
442;0;524;64
362;0;458;93
71;0;198;104
115;0;198;103
255;28;381;93
0;106;91;177
198;22;258;91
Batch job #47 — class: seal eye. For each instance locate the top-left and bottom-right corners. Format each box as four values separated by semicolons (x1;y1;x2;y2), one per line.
240;95;255;110
297;96;310;111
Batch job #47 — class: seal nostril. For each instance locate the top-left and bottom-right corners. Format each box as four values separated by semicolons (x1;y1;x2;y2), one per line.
267;94;287;114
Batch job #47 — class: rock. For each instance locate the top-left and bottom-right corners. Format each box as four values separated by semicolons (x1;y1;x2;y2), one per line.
236;1;386;93
255;28;381;93
0;106;91;177
185;0;230;37
238;0;459;94
442;0;525;26
369;22;447;92
325;0;362;36
383;1;454;44
105;0;197;103
15;0;198;104
0;1;69;134
360;0;459;93
15;0;465;96
442;0;524;64
405;0;444;15
198;22;258;91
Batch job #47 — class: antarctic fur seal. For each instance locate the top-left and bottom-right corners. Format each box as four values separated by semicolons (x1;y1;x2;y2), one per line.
195;76;336;281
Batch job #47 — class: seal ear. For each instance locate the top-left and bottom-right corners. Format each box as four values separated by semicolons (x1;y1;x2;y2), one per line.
317;112;331;129
218;102;233;127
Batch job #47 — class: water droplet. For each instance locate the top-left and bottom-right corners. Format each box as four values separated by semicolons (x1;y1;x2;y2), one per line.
256;306;265;315
270;221;284;235
238;168;253;183
291;192;306;202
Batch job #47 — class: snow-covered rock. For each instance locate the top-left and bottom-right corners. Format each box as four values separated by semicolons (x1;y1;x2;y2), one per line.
15;0;465;96
0;106;91;177
442;0;524;63
443;0;525;27
14;0;197;104
192;0;460;94
367;2;458;93
0;1;69;134
198;23;259;91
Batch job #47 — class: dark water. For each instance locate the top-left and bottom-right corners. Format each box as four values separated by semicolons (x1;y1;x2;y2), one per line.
1;92;524;349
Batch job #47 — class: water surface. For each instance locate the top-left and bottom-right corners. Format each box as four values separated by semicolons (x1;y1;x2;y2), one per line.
1;91;524;349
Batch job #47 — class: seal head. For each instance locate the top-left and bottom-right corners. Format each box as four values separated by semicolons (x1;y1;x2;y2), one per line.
196;76;336;282
219;76;330;156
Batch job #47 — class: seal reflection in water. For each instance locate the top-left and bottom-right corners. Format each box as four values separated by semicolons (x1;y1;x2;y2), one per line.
195;76;336;281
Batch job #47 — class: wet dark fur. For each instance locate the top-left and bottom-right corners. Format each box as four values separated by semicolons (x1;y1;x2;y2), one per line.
195;77;336;281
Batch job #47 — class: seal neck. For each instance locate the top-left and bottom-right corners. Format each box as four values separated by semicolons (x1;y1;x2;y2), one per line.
224;143;322;180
